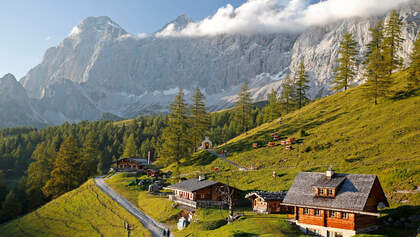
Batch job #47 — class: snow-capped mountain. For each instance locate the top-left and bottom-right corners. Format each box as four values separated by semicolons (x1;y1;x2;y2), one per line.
8;3;420;126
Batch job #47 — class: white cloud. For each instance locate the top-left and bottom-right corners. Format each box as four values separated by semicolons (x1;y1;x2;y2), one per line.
159;0;414;36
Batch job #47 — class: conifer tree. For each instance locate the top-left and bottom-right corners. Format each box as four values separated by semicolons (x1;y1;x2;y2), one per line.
234;83;252;134
160;87;190;165
264;89;281;122
122;134;137;158
42;136;82;199
80;131;99;179
364;20;389;105
333;33;359;91
190;87;209;152
383;10;404;75
295;60;310;109
0;190;22;222
280;74;296;113
408;34;420;89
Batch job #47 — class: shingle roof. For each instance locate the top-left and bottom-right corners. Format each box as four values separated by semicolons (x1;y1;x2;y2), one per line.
282;172;379;211
245;191;287;201
165;179;219;192
114;158;148;164
312;175;346;188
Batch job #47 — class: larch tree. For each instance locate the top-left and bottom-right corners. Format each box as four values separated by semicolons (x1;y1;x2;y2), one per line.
295;60;310;109
160;87;191;166
122;134;137;158
0;190;22;222
364;20;389;105
264;88;281;122
190;87;209;152
280;74;296;114
234;83;253;134
42;136;82;199
383;10;405;75
80;131;99;179
408;33;420;89
333;32;359;91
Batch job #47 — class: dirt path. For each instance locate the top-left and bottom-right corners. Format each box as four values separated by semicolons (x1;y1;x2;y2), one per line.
94;177;172;237
208;150;248;171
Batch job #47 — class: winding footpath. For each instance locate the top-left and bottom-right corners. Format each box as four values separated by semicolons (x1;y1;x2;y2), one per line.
94;177;172;237
208;150;248;171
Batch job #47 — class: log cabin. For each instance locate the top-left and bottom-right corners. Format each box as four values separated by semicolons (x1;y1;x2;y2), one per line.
165;176;239;210
113;158;150;171
245;191;289;214
282;168;389;237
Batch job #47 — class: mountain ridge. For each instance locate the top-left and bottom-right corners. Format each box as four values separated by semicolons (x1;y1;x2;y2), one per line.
0;3;418;127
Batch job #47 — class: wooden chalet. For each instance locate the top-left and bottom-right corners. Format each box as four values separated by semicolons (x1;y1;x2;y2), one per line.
245;191;289;214
282;168;389;237
165;177;239;209
147;168;160;177
113;158;150;171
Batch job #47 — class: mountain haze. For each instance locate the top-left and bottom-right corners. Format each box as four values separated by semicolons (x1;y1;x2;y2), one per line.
1;3;419;127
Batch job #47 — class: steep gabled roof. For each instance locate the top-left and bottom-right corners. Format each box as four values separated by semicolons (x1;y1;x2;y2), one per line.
165;179;219;192
114;158;148;164
245;191;287;201
282;172;388;212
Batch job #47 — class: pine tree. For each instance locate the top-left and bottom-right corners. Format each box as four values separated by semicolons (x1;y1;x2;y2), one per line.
264;89;281;122
234;83;252;134
295;61;310;109
80;131;99;179
383;10;404;75
408;34;420;89
42;136;82;199
190;87;209;152
280;74;296;114
333;33;359;91
1;190;22;222
122;134;137;158
364;20;390;105
160;87;191;165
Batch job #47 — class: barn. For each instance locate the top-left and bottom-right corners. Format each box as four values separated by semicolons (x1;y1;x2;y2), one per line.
245;191;289;214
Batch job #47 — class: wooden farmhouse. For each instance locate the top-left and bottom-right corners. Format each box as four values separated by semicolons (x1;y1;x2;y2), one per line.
113;158;150;171
165;177;239;210
282;169;389;237
146;168;160;177
245;191;288;214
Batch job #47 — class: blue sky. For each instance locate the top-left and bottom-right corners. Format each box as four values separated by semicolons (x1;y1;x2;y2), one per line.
0;0;246;79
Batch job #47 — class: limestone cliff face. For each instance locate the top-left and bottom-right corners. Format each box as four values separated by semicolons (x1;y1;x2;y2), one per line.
0;74;46;128
15;3;420;125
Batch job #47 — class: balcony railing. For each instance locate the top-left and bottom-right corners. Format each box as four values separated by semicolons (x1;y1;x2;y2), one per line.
169;195;226;208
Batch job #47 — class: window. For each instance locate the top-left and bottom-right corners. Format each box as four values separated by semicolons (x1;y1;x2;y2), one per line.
307;228;321;236
319;189;324;195
201;194;205;199
315;209;321;216
335;232;343;237
329;211;339;218
342;212;348;219
327;189;333;196
303;208;310;215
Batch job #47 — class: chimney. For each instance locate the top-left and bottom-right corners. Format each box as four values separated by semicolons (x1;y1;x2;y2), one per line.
198;175;206;181
326;165;334;179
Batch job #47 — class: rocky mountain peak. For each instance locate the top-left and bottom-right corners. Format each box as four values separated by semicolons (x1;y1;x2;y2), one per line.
157;14;193;33
69;16;127;38
0;73;17;83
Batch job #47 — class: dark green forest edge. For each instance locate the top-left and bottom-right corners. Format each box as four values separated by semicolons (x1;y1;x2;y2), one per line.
0;10;419;236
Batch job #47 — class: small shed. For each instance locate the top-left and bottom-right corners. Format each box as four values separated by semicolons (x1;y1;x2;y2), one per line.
245;191;288;214
200;135;213;150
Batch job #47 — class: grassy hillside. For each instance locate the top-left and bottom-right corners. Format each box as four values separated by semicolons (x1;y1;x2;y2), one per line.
171;80;420;206
0;180;151;237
